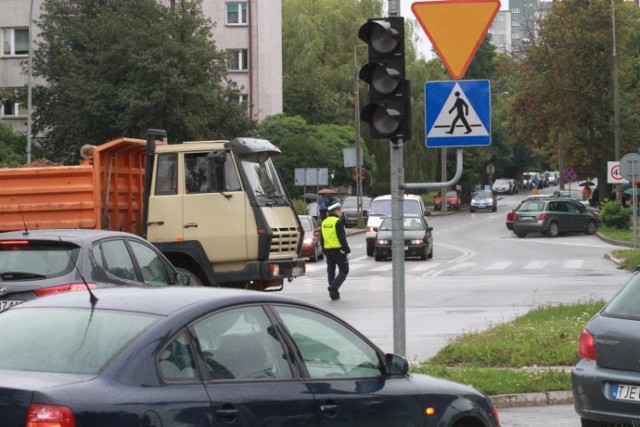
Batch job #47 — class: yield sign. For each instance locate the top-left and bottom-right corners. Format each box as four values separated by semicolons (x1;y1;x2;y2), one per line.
412;0;501;80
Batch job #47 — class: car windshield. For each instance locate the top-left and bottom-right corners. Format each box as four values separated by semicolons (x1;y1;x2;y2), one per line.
0;307;159;374
237;154;290;206
0;241;80;279
494;179;509;185
520;201;545;212
379;217;425;231
341;198;357;209
369;200;421;216
474;191;492;199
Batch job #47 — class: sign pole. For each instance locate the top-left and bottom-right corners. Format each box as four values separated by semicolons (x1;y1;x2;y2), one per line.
391;139;406;356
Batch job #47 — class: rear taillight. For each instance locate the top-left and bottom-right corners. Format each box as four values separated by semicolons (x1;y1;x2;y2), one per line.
579;328;596;360
26;404;76;427
0;240;30;246
34;283;97;297
269;264;280;277
538;212;548;221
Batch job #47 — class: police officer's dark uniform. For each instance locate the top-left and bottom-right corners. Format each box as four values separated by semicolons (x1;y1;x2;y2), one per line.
320;203;350;300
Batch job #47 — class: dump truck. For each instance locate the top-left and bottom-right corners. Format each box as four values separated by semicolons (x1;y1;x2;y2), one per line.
0;132;305;291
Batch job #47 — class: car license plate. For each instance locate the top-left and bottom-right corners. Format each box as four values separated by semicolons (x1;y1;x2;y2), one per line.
291;266;304;277
0;300;22;312
520;216;535;222
612;384;640;402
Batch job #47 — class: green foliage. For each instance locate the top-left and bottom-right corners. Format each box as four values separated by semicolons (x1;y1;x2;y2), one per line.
292;199;307;215
600;200;631;229
0;123;27;167
32;0;253;163
253;115;373;197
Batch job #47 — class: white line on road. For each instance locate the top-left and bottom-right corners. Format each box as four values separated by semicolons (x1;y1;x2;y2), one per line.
562;259;583;269
486;261;512;270
523;261;549;270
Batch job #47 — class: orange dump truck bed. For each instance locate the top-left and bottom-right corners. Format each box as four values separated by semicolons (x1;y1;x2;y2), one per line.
0;137;151;234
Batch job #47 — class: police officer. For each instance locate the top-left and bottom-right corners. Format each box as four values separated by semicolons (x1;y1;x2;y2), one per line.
320;202;350;300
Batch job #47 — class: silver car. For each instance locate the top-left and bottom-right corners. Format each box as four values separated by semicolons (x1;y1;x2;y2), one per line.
470;190;497;213
573;272;640;426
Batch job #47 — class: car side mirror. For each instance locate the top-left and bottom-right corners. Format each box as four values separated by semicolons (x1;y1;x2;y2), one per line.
176;271;192;287
424;211;431;216
426;226;433;232
362;210;369;217
384;353;409;377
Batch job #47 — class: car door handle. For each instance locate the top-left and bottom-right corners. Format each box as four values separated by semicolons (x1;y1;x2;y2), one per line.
184;223;198;229
319;404;339;417
215;408;239;422
147;221;164;226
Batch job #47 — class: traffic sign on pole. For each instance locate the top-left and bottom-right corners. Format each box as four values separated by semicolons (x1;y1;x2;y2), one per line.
411;0;500;80
564;166;576;184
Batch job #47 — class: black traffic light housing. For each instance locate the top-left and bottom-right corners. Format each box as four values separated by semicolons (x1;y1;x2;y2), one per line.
358;17;411;142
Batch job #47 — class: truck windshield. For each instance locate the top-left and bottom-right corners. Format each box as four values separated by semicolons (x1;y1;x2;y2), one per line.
239;156;289;206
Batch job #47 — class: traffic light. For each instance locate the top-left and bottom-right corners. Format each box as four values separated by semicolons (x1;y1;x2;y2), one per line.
358;17;411;142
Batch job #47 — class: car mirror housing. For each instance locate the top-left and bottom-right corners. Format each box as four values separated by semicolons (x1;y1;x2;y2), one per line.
385;353;409;376
176;272;192;286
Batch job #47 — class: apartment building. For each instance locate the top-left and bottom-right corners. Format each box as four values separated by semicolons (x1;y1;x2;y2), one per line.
0;0;282;135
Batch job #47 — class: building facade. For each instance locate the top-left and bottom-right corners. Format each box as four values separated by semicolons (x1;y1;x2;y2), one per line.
0;0;282;135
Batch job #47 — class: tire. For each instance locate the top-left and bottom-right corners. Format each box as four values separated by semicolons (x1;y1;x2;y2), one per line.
585;220;597;235
311;246;319;262
428;247;433;259
374;252;384;261
580;418;608;427
420;246;428;260
470;208;476;213
515;231;527;238
367;242;374;257
545;221;560;237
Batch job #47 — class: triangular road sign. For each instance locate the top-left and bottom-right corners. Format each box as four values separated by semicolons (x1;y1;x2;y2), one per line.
412;0;500;80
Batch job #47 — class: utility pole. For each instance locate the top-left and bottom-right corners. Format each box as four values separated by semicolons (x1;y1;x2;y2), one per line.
611;0;621;203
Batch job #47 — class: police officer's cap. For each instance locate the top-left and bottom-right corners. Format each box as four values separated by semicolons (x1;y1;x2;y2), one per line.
328;203;341;212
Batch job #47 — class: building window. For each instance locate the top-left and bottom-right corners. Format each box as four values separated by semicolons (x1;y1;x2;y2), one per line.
227;49;248;71
3;28;29;56
512;21;521;27
226;2;248;25
511;8;521;13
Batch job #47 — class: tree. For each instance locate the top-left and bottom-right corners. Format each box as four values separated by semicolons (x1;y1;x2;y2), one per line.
32;0;253;163
253;115;374;197
0;123;27;167
509;0;640;200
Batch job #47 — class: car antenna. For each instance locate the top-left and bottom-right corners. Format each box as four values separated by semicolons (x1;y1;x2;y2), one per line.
18;205;29;236
58;237;99;307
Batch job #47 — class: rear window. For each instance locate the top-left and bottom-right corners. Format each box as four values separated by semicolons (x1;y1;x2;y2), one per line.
370;199;421;216
0;307;158;374
602;274;640;320
0;240;80;279
519;202;545;212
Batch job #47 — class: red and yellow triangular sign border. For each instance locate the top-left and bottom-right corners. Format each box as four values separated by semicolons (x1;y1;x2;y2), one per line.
412;0;501;80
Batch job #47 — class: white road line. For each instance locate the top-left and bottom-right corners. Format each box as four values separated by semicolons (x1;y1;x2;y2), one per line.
486;261;512;270
563;259;583;269
523;261;549;270
370;264;393;272
409;262;442;272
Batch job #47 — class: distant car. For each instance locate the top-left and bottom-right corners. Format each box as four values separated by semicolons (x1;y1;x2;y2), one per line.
470;190;498;213
573;271;640;426
365;194;428;257
508;178;519;193
512;197;599;238
434;190;461;211
505;195;553;230
492;178;514;195
297;215;322;262
340;196;372;228
0;287;501;427
0;229;190;313
544;171;558;186
374;215;434;261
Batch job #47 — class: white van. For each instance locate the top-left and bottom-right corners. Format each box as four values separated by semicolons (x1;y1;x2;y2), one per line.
365;194;428;256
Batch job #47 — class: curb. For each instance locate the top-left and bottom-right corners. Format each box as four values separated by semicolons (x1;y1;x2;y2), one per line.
491;390;573;409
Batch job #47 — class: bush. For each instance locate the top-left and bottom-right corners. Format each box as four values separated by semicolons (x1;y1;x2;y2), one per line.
600;200;631;229
293;199;308;215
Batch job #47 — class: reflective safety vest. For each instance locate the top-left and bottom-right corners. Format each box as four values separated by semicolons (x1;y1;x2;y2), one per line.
321;216;342;249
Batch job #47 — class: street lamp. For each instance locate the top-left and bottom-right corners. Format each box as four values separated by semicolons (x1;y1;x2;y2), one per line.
611;0;621;203
27;0;35;164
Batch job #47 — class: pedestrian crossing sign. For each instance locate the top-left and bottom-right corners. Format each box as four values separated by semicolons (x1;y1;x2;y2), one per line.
425;80;491;148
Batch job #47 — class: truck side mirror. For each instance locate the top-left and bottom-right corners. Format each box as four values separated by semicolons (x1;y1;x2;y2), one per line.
206;151;226;191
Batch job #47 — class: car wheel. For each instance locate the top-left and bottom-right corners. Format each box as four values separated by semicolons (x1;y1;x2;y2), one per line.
585;220;597;235
470;208;476;213
515;231;527;238
367;242;374;257
374;252;384;261
580;418;608;427
420;246;428;260
545;221;560;237
428;246;433;259
311;247;319;262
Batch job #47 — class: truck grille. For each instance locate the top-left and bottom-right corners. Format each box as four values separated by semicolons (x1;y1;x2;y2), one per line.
270;226;300;254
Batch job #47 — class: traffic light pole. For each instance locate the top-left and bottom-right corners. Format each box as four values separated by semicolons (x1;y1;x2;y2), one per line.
390;140;406;356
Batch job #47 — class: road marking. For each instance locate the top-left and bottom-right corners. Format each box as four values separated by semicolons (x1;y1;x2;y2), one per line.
371;264;393;272
563;259;583;269
486;261;512;270
409;262;442;272
523;261;548;270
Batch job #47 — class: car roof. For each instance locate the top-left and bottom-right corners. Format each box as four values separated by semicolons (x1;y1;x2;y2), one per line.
372;194;422;201
13;286;315;317
0;228;142;241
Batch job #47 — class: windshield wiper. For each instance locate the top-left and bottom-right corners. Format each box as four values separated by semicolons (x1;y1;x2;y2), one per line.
0;271;48;281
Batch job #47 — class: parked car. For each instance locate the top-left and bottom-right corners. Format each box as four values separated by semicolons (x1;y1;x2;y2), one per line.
470;190;498;213
374;215;434;261
544;171;559;186
505;195;553;230
0;287;501;426
297;215;322;262
522;171;542;189
340;196;372;228
508;178;520;193
0;229;190;312
365;194;428;257
512;197;599;238
492;178;514;195
573;271;640;426
434;190;461;211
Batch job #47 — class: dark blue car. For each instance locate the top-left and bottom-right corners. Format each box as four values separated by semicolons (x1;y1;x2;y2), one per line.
0;287;500;426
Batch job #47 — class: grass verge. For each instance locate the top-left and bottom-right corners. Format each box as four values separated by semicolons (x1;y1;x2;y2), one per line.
598;225;640;270
412;300;605;395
